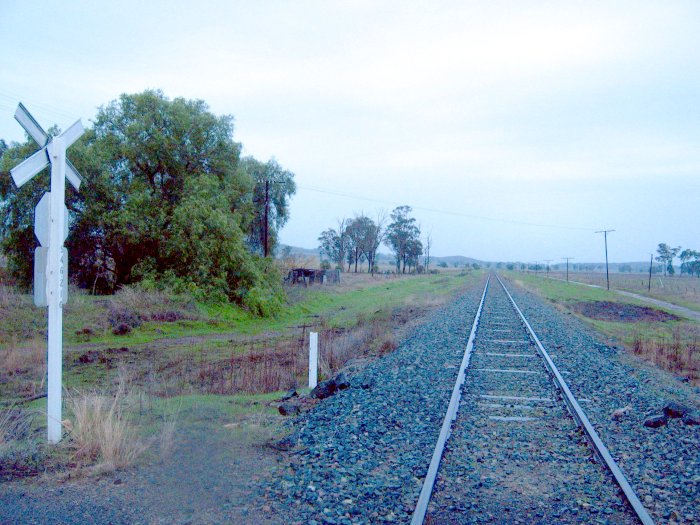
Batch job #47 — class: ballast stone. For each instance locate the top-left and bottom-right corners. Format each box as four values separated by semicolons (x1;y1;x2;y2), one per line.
279;402;301;416
310;372;351;400
643;414;668;428
682;412;700;426
662;401;692;419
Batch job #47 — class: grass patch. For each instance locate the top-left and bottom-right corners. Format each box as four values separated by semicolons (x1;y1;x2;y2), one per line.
548;271;700;313
1;270;481;481
508;272;700;384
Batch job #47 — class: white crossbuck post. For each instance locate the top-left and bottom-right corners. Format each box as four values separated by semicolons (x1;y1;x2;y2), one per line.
9;104;84;444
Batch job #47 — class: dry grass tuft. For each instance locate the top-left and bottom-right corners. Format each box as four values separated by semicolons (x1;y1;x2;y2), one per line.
158;404;180;459
67;380;148;471
631;328;700;384
0;338;46;400
1;338;45;377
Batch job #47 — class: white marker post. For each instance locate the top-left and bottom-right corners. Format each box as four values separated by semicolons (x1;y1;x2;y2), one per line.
308;331;319;389
46;138;66;444
9;104;84;444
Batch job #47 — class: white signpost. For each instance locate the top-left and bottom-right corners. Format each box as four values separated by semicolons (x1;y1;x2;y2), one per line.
9;104;84;444
309;331;319;389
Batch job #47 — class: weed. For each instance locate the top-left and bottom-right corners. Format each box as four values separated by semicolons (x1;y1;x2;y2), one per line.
0;337;46;401
66;379;148;472
158;404;180;459
0;408;47;481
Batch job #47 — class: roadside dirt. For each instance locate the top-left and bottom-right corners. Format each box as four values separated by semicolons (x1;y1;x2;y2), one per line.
569;301;681;323
0;409;285;524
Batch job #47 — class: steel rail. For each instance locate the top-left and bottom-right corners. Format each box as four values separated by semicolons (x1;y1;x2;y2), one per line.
410;275;490;525
495;273;655;525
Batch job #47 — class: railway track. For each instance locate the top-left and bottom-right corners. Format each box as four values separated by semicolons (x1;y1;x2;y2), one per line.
412;273;654;524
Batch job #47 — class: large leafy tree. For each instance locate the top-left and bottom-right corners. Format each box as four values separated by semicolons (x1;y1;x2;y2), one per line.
0;90;288;314
346;215;376;273
386;205;421;273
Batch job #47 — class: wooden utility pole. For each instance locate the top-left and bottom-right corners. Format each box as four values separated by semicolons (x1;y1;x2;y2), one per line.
544;259;553;277
563;257;574;282
596;230;615;290
263;179;270;257
648;254;653;292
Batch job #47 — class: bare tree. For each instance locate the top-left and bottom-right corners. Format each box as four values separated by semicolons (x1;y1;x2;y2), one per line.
423;228;432;273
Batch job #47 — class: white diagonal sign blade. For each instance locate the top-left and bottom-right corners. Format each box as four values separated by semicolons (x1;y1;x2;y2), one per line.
15;103;48;147
58;120;84;148
10;147;49;188
65;159;83;190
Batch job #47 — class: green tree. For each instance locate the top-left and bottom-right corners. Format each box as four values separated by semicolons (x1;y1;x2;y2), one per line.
405;237;424;273
318;219;348;271
656;243;681;277
385;205;421;273
345;215;384;273
680;249;700;277
1;90;284;313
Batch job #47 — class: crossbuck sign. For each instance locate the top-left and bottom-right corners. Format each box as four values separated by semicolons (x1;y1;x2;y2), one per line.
10;104;85;444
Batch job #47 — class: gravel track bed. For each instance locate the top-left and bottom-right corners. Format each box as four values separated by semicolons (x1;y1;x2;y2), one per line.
267;274;699;524
501;275;700;525
427;279;638;524
265;281;486;524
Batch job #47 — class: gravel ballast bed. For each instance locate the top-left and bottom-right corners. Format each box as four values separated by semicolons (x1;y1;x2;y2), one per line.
264;282;486;524
427;279;638;524
502;276;700;525
266;274;699;524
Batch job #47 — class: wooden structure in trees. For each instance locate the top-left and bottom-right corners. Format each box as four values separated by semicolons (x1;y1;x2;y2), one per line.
285;268;340;285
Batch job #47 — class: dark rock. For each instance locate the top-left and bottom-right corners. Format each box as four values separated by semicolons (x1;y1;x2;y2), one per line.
78;350;100;364
334;372;350;390
310;379;337;399
663;401;691;418
643;414;668;428
268;435;297;452
681;411;700;426
269;435;297;451
278;402;301;416
112;323;132;336
280;388;298;401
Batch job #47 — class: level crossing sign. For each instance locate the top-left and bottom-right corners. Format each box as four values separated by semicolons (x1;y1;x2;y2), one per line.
9;103;85;444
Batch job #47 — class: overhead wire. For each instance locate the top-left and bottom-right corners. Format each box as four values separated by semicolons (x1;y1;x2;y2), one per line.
297;183;597;232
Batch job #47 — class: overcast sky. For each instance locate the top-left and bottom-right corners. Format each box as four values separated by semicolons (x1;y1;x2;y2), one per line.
1;1;698;263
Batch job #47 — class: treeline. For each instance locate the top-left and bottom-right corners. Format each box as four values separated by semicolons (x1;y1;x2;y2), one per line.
318;205;430;274
656;243;700;277
0;90;295;314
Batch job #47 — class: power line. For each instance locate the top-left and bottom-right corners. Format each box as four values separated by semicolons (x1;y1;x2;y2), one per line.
297;183;596;232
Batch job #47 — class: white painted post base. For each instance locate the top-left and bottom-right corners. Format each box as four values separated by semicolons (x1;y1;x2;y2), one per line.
308;332;318;389
47;138;66;444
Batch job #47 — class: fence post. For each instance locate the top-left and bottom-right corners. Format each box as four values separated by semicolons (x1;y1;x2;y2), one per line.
309;331;318;388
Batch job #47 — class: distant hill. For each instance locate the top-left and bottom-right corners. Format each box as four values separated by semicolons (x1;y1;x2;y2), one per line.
276;246;660;273
277;244;319;257
431;255;483;267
